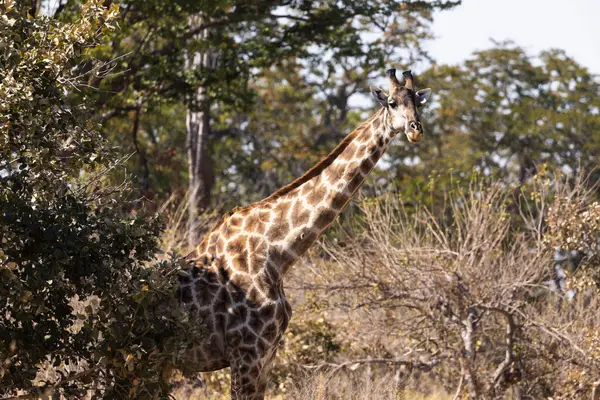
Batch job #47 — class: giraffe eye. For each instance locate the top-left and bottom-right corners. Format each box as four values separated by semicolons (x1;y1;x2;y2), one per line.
388;100;397;108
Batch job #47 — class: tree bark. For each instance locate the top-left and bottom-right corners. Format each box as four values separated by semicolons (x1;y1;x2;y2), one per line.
28;0;42;17
460;307;480;399
186;14;215;249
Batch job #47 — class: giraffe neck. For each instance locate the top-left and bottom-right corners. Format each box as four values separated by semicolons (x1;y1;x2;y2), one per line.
192;108;397;284
259;107;397;277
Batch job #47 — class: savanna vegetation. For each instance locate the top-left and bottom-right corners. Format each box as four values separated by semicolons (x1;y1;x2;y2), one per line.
1;0;599;399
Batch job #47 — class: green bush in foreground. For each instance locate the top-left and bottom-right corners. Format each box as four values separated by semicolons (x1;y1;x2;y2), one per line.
0;2;204;398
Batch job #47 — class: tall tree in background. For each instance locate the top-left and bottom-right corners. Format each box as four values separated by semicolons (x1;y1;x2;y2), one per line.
49;0;460;245
185;13;215;247
380;42;600;205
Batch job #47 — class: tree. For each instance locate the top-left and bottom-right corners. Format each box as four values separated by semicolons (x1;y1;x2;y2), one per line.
382;42;600;203
50;0;460;245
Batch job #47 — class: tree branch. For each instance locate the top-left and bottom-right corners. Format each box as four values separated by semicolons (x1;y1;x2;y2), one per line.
304;357;441;374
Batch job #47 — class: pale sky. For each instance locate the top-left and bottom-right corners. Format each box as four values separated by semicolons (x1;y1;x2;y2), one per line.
425;0;600;74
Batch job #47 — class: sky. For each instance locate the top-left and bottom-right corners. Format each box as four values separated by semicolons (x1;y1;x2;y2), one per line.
425;0;600;74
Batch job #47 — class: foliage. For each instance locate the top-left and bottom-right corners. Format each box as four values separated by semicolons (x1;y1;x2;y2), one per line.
385;42;600;203
49;0;459;208
287;171;600;399
0;2;205;398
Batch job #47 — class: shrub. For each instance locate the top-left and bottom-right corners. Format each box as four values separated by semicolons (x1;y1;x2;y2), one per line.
0;2;206;398
290;172;600;399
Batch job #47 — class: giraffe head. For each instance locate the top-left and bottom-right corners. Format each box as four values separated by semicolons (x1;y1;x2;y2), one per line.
370;68;432;143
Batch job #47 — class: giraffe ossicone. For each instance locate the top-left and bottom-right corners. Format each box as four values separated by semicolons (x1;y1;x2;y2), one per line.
176;68;433;399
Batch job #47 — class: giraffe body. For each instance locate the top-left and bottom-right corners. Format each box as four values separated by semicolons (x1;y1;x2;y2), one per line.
176;69;432;399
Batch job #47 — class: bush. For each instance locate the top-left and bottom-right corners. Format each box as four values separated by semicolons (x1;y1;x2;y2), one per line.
0;2;206;398
287;172;600;399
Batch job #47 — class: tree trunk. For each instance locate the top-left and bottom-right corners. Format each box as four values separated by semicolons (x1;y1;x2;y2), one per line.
186;14;215;249
461;308;480;399
28;0;42;16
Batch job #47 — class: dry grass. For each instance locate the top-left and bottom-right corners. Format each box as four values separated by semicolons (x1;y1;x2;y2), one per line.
171;369;451;400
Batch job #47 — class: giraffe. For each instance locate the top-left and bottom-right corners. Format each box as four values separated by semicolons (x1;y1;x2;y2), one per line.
176;68;432;399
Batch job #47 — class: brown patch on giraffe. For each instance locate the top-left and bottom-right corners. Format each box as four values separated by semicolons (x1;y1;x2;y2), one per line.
369;145;382;160
347;172;364;194
243;212;260;233
227;236;245;254
264;261;282;283
291;202;310;226
306;184;328;206
197;283;216;305
261;322;278;343
237;364;250;377
213;313;226;333
228;282;247;304
258;304;275;320
240;327;257;343
195;240;208;257
229;214;243;227
248;253;265;276
258;210;271;223
178;273;192;285
323;161;346;185
256;337;267;354
270;201;291;229
233;305;248;322
215;237;225;254
371;117;382;131
267;248;295;272
360;157;375;176
248;309;264;333
343;161;360;180
295;230;318;254
177;286;193;303
247;286;266;303
249;365;261;378
355;127;372;143
226;314;243;332
196;306;211;319
213;289;229;314
267;220;289;242
240;375;253;387
231;254;249;273
358;143;368;154
217;265;231;284
247;237;267;274
274;304;286;323
248;236;266;254
254;272;275;294
201;268;219;286
342;141;358;159
331;191;349;210
314;208;337;231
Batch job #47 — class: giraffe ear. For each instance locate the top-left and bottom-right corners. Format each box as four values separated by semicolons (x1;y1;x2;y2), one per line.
415;88;432;106
370;86;388;106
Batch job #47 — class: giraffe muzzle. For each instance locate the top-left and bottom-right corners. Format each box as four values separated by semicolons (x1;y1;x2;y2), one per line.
407;121;423;143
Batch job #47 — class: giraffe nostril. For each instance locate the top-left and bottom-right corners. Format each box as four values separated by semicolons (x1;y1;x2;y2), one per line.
409;121;423;133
